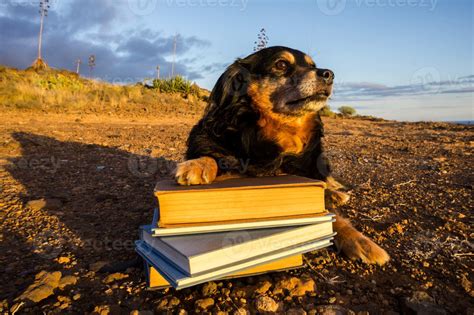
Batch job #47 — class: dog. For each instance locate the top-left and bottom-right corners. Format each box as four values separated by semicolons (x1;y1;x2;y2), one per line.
175;46;389;265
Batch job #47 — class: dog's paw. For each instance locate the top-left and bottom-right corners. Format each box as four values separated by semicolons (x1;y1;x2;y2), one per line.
175;157;218;185
325;176;345;190
335;231;390;265
325;189;350;209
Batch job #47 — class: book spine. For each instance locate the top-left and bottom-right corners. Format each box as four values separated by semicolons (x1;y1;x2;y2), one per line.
152;207;159;227
143;260;151;288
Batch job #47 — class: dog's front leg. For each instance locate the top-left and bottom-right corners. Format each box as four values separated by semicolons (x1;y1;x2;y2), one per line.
332;212;390;265
325;176;350;207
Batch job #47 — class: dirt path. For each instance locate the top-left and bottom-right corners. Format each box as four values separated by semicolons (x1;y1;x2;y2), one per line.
0;114;472;314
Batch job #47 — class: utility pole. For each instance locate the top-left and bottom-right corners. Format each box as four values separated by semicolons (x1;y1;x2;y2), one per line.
75;59;81;74
156;65;160;79
171;34;177;77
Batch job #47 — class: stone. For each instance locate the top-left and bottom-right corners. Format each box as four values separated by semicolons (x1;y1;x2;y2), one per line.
287;307;307;315
255;280;272;295
195;297;214;310
57;295;71;309
103;272;128;284
92;305;122;315
59;275;78;289
15;270;62;303
233;307;250;315
72;293;81;300
202;281;218;296
156;296;180;311
168;296;180;308
273;276;316;296
130;310;153;315
222;288;231;296
27;198;62;211
254;295;279;313
57;295;70;302
315;305;351;315
57;256;71;264
461;274;474;297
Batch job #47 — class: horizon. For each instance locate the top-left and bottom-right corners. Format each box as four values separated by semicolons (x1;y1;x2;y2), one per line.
0;0;472;122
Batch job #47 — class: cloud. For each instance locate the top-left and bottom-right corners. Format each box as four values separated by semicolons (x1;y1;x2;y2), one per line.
333;76;474;101
0;0;211;82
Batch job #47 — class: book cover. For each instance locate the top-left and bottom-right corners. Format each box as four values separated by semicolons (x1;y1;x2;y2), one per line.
146;254;304;288
154;175;327;227
136;236;334;289
151;211;334;236
140;222;335;276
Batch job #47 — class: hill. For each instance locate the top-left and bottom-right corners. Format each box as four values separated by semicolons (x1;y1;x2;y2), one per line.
0;65;209;117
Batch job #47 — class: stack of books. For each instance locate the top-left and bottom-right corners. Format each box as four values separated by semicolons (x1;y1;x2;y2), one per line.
135;175;336;289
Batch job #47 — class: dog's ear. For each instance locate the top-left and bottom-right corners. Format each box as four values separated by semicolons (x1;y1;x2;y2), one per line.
207;60;251;114
202;57;259;138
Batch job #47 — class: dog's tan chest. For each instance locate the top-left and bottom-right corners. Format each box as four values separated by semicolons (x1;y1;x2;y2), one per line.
258;112;316;154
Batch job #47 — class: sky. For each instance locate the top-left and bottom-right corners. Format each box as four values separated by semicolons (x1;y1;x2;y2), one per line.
0;0;472;121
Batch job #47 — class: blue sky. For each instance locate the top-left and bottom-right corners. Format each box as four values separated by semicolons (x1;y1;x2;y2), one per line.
0;0;472;121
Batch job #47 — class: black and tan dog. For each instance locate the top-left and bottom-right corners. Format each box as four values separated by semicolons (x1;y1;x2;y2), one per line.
175;46;389;265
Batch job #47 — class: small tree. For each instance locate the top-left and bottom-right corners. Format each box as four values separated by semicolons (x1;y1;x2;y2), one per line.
338;106;357;116
253;28;269;52
32;0;51;70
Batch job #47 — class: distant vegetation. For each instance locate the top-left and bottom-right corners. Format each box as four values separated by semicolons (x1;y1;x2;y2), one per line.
319;105;336;118
0;65;208;117
338;106;357;116
152;76;201;97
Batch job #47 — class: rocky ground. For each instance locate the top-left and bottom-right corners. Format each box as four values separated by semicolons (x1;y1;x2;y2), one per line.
0;113;472;314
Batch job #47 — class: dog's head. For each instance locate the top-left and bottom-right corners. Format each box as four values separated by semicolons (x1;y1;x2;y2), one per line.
209;46;334;116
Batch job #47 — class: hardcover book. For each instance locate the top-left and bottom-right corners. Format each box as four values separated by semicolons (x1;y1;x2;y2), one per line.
154;175;327;227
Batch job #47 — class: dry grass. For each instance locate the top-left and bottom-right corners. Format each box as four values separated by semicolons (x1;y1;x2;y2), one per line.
0;65;208;117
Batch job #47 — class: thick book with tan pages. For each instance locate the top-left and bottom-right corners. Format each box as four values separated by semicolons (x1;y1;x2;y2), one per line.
154;175;326;227
147;255;303;288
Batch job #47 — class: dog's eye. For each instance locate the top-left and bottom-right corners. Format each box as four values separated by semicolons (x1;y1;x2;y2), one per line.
275;60;289;71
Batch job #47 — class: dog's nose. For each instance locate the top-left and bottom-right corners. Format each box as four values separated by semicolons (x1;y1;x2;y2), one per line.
317;68;334;84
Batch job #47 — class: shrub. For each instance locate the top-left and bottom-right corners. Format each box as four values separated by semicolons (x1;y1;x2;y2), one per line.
319;105;336;117
152;76;200;96
338;106;357;116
